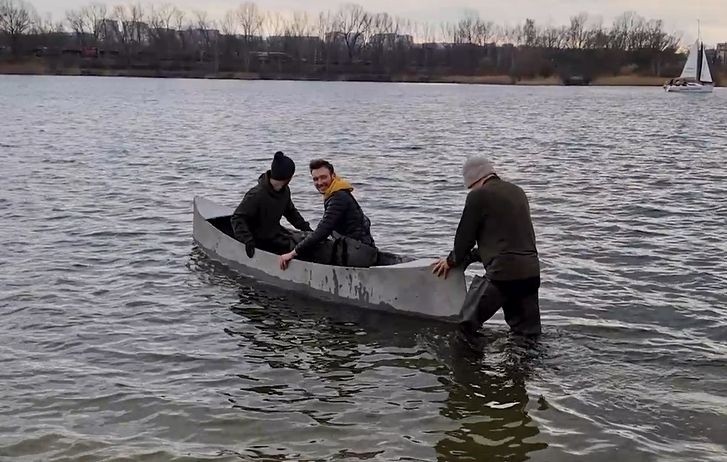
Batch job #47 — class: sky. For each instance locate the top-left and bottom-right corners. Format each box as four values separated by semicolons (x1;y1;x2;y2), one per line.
28;0;727;46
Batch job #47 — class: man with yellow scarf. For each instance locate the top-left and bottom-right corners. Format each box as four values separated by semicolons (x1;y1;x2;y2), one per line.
279;159;378;270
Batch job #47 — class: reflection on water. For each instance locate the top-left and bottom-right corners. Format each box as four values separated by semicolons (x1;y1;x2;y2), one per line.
436;338;548;462
197;248;547;461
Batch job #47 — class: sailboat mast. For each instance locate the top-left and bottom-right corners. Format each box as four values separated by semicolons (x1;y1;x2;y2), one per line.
697;42;703;82
698;20;701;42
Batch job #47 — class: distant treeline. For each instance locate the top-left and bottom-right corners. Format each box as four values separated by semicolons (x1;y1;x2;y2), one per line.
0;0;720;82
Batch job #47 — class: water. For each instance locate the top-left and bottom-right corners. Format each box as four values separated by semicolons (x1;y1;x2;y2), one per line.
1;75;726;461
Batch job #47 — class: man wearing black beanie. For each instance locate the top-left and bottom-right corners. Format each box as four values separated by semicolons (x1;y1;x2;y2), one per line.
231;151;312;257
270;150;296;182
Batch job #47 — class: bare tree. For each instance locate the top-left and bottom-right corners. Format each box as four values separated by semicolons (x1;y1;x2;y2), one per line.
265;11;288;37
282;11;315;63
148;3;183;57
314;11;330;40
369;12;393;46
537;25;554;48
0;0;37;55
583;17;607;49
500;24;523;46
588;27;610;49
220;9;236;36
82;3;108;44
315;10;333;67
148;3;179;31
632;17;680;75
453;11;476;44
440;21;455;44
65;8;88;44
645;19;678;52
33;12;63;35
111;4;129;53
368;12;394;67
234;2;263;70
236;2;263;39
112;2;146;62
414;21;438;44
474;18;494;46
523;18;536;47
610;12;638;51
287;11;312;37
566;13;588;49
129;3;145;44
171;6;183;30
371;12;394;35
192;9;217;55
332;3;371;63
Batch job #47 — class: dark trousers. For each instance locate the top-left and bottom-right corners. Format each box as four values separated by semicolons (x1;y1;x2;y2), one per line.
257;229;306;255
459;276;541;336
297;236;378;268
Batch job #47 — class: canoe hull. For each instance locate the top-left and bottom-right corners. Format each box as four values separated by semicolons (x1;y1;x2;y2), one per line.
192;196;467;321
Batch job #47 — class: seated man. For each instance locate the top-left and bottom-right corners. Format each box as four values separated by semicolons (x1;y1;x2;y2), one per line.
231;151;312;257
279;159;378;269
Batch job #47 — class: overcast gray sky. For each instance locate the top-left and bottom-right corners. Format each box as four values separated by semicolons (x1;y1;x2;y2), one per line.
29;0;727;45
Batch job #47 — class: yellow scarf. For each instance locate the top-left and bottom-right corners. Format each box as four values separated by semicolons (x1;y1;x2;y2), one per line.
323;177;354;200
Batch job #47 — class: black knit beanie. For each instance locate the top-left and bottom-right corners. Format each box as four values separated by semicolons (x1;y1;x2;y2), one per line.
270;151;295;181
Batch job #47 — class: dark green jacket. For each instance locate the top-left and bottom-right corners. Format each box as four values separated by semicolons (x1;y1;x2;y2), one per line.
231;172;311;245
447;177;540;280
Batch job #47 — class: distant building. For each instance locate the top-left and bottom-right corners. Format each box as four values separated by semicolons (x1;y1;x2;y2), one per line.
122;21;151;45
181;28;220;49
249;51;292;65
717;43;727;64
235;34;263;43
325;31;346;44
420;42;446;50
267;35;321;45
96;19;120;44
369;33;413;49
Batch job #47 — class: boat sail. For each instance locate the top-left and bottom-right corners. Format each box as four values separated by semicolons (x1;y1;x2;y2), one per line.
679;41;700;80
699;45;713;84
665;40;714;93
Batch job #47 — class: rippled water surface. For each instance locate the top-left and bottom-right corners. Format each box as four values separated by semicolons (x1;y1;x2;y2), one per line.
1;75;726;461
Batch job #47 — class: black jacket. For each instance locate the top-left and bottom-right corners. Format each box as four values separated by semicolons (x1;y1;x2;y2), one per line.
295;190;375;255
447;177;539;281
231;172;311;245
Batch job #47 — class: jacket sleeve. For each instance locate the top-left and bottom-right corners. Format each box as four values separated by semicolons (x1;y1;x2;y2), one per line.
295;192;347;255
284;199;312;232
446;192;482;267
230;191;257;245
462;248;482;268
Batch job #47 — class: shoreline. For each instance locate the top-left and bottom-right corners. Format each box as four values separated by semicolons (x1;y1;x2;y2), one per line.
0;62;702;87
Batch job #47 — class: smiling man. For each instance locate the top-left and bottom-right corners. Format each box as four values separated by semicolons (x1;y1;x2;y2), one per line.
279;159;378;269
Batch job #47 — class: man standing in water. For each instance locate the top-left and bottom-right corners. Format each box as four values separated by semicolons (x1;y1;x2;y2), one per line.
231;151;312;257
432;156;541;340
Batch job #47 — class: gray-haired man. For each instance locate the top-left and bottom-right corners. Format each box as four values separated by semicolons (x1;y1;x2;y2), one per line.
432;156;542;340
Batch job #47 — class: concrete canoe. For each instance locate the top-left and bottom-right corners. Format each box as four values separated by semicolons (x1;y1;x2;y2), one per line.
192;196;467;321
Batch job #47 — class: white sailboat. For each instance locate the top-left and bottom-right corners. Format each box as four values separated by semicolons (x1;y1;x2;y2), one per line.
664;40;714;93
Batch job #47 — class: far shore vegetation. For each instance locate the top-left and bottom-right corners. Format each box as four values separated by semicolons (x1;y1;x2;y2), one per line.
1;0;725;85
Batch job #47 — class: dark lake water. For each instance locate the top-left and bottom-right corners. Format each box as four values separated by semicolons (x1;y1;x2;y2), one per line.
1;75;726;461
